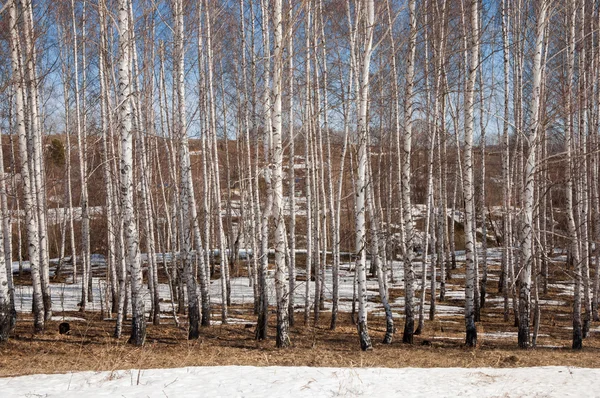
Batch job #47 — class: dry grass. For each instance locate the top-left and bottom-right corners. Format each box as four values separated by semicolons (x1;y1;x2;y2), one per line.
2;300;600;378
3;253;600;377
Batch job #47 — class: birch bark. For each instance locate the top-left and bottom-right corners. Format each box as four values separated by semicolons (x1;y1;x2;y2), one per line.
174;0;202;338
463;0;480;347
355;0;374;351
565;0;582;349
9;0;44;333
271;0;290;347
118;0;145;346
519;0;548;349
402;0;417;345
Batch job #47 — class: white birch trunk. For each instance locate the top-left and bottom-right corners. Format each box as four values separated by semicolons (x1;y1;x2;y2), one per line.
271;0;289;347
0;126;12;341
10;0;44;333
256;0;272;339
478;49;488;311
519;0;547;349
401;0;417;345
174;0;202;338
194;5;211;326
500;0;511;323
577;0;591;338
286;0;296;327
303;5;313;325
432;0;448;308
69;0;91;310
566;0;582;349
463;0;480;347
97;0;119;316
21;0;51;320
118;0;145;345
332;0;357;330
593;8;600;323
204;0;229;323
367;148;394;343
239;0;259;314
355;0;374;351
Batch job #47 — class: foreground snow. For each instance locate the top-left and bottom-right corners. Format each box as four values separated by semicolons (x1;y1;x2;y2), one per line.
1;365;597;397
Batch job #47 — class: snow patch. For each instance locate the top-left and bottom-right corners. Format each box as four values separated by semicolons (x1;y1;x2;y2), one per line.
1;365;597;397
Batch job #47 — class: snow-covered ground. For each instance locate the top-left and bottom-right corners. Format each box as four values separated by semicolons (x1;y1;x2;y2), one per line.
7;246;561;319
1;365;597;397
12;256;462;319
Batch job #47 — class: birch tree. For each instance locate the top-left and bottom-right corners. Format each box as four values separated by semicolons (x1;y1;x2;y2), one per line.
271;0;290;347
204;0;229;323
0;127;12;340
195;1;211;327
255;0;273;340
22;0;51;321
500;0;512;323
565;0;582;349
401;0;417;345
118;0;145;346
9;0;44;333
354;0;374;351
98;0;119;316
462;0;480;347
286;0;296;327
70;0;91;310
174;0;202;338
331;0;356;330
519;0;548;349
303;1;313;326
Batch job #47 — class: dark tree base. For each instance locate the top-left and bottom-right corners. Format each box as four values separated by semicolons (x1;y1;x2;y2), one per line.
465;325;477;347
573;327;583;350
255;311;268;341
111;299;119;316
0;306;16;342
289;307;295;328
33;320;44;334
403;319;414;344
498;272;505;294
474;303;481;323
583;318;590;339
128;315;146;346
518;325;529;349
357;321;372;351
188;304;200;340
330;311;337;331
256;276;268;340
480;285;487;309
440;284;446;302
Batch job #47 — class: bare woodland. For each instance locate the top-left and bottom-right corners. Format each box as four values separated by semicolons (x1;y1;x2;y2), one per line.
1;0;600;355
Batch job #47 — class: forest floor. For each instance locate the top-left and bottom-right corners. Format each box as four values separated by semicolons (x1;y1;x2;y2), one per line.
3;306;600;378
3;248;600;378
